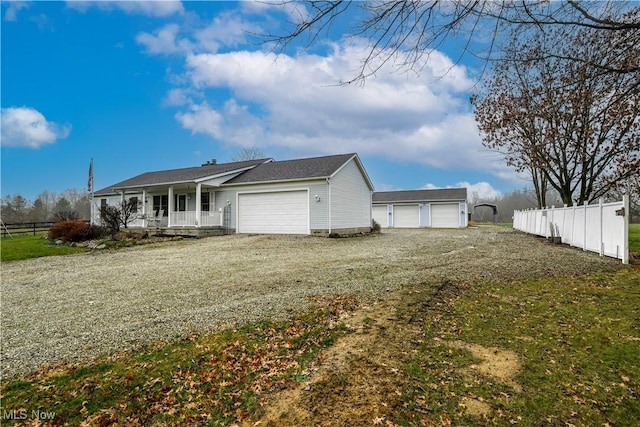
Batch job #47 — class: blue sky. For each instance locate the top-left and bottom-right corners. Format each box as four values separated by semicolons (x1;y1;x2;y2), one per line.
1;0;520;202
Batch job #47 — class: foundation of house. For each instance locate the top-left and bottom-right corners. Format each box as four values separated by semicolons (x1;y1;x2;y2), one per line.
149;226;227;238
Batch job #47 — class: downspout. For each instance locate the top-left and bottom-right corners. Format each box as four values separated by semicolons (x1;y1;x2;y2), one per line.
326;177;331;234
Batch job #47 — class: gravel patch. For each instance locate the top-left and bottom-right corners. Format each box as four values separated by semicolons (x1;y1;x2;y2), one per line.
0;227;620;377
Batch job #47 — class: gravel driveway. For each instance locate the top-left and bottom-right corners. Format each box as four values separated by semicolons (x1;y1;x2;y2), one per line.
1;227;620;377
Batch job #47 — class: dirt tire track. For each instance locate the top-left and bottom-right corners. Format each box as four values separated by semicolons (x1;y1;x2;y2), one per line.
247;291;418;426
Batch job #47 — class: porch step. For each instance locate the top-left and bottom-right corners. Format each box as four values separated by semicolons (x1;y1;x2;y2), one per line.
152;227;228;238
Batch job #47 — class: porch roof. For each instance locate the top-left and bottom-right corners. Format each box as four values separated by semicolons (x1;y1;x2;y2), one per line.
94;158;271;195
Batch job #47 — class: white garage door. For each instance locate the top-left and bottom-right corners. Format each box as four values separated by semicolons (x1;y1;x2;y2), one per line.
372;206;388;227
431;203;460;228
393;205;420;228
238;191;308;234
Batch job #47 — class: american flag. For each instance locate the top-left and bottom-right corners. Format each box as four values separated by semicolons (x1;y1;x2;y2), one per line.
88;158;93;193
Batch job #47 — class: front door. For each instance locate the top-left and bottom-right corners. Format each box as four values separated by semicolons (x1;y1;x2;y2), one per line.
176;194;187;212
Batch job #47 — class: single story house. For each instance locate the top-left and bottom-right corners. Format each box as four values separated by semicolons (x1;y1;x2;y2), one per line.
92;153;374;236
372;188;468;228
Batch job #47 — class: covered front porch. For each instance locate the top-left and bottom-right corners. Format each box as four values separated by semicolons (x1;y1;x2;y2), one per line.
98;181;230;230
140;182;227;228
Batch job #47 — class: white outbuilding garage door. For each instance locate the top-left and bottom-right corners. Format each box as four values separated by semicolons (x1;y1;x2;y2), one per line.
238;191;308;234
393;205;420;228
430;203;460;228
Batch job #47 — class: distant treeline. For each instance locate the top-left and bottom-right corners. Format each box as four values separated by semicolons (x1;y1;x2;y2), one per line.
469;188;639;224
1;187;637;226
1;189;91;224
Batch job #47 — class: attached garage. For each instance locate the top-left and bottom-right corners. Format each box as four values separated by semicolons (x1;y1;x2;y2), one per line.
372;188;468;229
430;203;460;228
238;190;308;234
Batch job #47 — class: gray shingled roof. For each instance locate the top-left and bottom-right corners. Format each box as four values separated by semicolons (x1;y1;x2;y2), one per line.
94;158;270;195
373;188;467;203
223;153;358;185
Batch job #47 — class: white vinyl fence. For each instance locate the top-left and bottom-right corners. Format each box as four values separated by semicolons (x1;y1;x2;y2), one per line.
513;195;629;264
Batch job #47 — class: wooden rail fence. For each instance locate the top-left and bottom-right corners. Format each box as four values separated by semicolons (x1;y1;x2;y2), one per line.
1;221;89;237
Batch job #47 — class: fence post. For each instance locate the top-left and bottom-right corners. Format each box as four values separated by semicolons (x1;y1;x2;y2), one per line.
599;198;604;257
623;195;629;265
582;201;588;252
33;222;36;236
562;204;567;244
547;205;556;243
570;204;576;247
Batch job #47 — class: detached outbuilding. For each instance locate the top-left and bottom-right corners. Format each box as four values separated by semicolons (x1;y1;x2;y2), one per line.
372;188;468;228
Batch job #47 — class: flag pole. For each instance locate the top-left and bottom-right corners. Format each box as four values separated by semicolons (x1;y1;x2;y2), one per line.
88;158;94;224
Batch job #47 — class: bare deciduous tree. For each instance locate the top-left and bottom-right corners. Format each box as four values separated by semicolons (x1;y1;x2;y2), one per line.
263;1;639;83
607;175;640;222
98;199;141;233
229;147;268;162
0;194;29;223
473;22;640;207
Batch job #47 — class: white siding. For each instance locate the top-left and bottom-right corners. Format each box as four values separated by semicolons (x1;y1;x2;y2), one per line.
419;203;430;227
216;181;328;230
214;189;239;229
92;193;145;226
92;195;121;225
329;159;372;230
372;205;388;227
308;183;329;230
459;202;468;227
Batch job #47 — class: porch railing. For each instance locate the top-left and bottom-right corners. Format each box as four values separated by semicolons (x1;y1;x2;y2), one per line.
199;210;223;227
169;210;223;227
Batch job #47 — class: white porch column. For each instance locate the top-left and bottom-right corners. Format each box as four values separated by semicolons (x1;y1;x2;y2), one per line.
90;196;94;225
195;183;202;227
168;186;174;227
142;189;147;227
120;192;125;203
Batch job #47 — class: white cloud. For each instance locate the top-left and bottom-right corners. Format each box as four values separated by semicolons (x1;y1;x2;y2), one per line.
172;40;492;173
163;88;193;107
239;0;309;25
137;10;511;181
421;181;502;201
174;102;224;139
3;1;29;21
136;12;258;56
194;13;258;53
67;1;184;17
456;181;503;201
1;107;71;148
136;24;192;55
